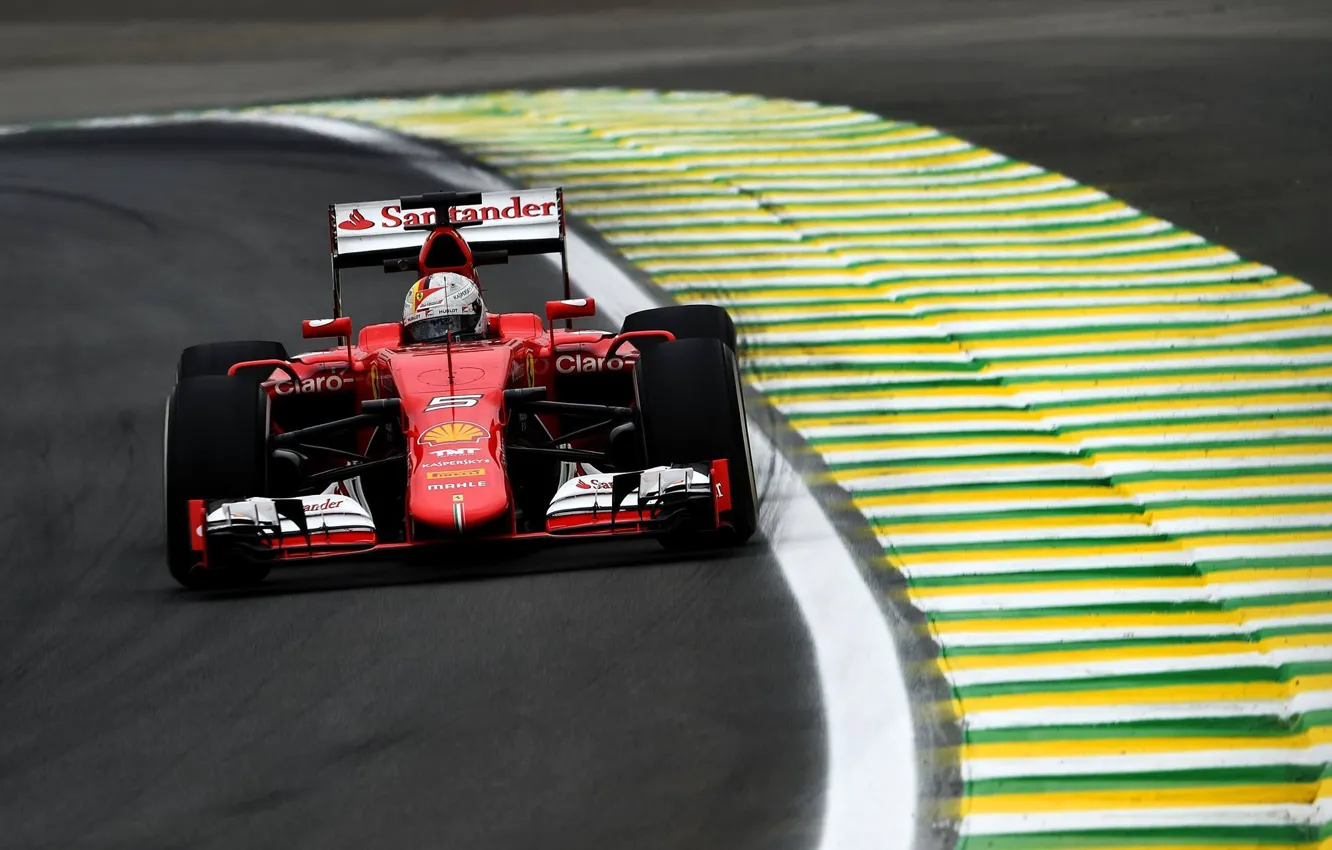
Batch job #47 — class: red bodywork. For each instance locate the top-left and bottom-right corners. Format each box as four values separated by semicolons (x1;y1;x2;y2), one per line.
271;317;649;536
191;194;736;569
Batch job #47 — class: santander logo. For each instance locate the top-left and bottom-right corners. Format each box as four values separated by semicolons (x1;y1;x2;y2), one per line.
338;209;374;231
378;197;557;229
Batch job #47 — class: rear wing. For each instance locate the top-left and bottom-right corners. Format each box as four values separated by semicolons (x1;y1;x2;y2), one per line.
326;187;569;317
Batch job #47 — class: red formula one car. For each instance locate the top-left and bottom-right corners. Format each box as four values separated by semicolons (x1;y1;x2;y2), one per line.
163;187;757;589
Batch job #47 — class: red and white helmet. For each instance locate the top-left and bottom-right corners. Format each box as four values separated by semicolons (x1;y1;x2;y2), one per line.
402;272;488;344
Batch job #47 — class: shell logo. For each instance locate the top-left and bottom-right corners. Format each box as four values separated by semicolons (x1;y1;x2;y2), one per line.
418;421;490;446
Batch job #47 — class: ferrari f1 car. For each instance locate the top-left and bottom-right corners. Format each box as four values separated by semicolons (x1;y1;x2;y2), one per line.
163;187;757;589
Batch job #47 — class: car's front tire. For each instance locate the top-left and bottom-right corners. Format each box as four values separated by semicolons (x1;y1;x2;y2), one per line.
620;304;738;352
177;340;289;381
163;375;272;589
634;337;758;547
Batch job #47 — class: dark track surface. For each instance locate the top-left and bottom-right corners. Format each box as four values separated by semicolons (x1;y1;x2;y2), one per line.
0;124;823;850
2;1;1329;849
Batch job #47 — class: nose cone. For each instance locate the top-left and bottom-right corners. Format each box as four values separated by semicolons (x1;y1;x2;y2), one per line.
386;342;516;535
409;419;509;534
409;459;507;534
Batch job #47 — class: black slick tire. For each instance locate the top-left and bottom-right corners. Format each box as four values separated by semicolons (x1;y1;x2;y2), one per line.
634;337;757;546
163;375;272;589
620;304;738;353
178;340;289;381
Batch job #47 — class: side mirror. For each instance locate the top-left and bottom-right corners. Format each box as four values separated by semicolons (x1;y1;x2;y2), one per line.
545;298;596;326
302;317;353;339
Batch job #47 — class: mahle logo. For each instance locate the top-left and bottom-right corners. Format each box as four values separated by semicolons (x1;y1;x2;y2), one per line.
427;480;487;491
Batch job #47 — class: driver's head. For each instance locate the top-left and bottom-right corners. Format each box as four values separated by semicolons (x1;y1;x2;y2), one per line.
402;272;488;345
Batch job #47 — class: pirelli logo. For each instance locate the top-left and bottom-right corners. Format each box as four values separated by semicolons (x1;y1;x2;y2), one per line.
426;468;486;480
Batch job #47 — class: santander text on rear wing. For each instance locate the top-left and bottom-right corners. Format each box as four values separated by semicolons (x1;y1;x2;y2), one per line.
326;187;569;315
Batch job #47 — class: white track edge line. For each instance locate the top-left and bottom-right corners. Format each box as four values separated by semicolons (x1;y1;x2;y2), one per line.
222;110;919;850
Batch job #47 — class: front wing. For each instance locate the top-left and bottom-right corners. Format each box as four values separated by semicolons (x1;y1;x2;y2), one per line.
187;460;735;569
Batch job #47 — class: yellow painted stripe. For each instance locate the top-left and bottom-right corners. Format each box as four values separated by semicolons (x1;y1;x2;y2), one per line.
961;783;1317;816
958;678;1332;714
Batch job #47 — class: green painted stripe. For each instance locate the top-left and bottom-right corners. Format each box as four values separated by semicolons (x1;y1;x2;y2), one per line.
967;716;1321;743
967;765;1328;796
922;596;1332;626
909;567;1201;591
952;666;1314;700
956;826;1316;849
944;632;1280;658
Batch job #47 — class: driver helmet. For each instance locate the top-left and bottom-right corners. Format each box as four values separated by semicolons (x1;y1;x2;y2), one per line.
402;272;488;344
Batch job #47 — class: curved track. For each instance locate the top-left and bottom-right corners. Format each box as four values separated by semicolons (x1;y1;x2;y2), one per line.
0;124;823;850
1;1;1329;848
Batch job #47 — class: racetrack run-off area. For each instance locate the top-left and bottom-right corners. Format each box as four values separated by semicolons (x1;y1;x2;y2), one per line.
246;90;1332;848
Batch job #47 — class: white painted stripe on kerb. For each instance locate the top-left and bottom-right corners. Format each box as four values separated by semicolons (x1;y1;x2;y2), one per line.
914;580;1332;614
937;611;1332;647
963;690;1332;731
939;622;1249;647
943;646;1332;688
1137;483;1332;503
1079;426;1332;448
965;743;1332;780
961;803;1330;835
223;111;918;850
896;550;1196;580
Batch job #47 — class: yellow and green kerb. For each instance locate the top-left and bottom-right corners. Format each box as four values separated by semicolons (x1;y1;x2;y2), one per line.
259;89;1332;849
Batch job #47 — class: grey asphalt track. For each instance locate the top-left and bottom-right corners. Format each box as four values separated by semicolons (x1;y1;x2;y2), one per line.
0;123;823;850
2;1;1329;848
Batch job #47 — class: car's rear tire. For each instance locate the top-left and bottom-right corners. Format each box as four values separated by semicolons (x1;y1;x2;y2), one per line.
634;337;757;547
620;304;738;352
164;375;272;589
178;340;289;381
